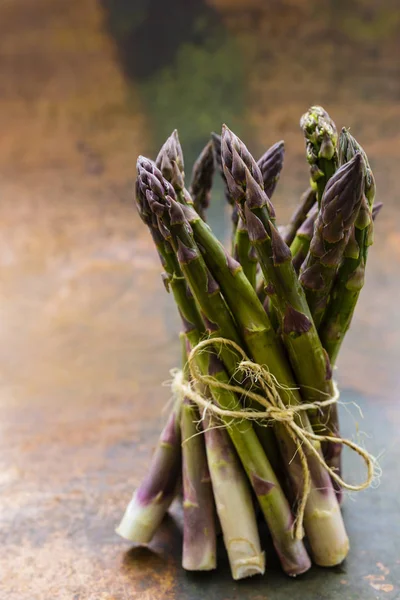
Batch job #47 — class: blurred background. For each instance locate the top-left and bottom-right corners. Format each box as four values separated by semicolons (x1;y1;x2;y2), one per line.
1;1;400;598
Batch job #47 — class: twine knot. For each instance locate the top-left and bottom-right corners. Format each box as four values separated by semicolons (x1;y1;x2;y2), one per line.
172;336;375;540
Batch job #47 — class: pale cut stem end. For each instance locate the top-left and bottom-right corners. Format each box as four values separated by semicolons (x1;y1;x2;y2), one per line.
182;540;217;571
116;491;173;544
304;486;349;566
181;401;217;571
204;415;265;580
229;540;265;580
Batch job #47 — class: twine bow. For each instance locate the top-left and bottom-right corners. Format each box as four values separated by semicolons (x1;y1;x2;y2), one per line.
171;337;375;540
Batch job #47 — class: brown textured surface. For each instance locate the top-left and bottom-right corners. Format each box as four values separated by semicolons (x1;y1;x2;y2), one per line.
1;1;400;599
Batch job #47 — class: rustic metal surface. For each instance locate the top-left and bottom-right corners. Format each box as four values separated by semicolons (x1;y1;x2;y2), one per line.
1;1;400;599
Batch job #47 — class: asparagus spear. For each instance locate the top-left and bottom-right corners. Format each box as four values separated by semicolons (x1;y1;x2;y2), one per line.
155;129;185;192
299;154;365;329
230;140;284;288
319;130;376;363
116;396;182;544
220;126;346;505
232;141;285;287
189;140;215;221
138;160;311;576
211;132;231;205
203;411;266;579
257;141;285;198
232;215;259;288
181;397;217;570
300;106;338;206
285;187;317;247
213;133;284;285
291;204;318;273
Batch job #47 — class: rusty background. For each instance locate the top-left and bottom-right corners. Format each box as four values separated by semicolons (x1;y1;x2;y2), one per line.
1;1;400;598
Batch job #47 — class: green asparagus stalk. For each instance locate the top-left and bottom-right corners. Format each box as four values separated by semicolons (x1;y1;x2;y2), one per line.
138;159;312;575
299;154;365;329
221;126;346;504
203;411;266;579
285;187;317;247
319;130;376;363
181;397;217;570
291;204;318;273
189;140;215;221
300;106;338;207
116;396;182;544
232;215;259;287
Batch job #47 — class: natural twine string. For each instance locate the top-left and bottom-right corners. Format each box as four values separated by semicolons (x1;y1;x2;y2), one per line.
171;337;375;540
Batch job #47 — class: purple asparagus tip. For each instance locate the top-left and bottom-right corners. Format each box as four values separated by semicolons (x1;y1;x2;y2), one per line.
155;130;185;190
257;140;285;198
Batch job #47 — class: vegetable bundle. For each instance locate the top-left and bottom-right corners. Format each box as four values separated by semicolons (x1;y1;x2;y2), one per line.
117;106;378;580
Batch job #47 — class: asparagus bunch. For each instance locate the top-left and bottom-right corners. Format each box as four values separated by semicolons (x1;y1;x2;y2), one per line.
117;106;378;582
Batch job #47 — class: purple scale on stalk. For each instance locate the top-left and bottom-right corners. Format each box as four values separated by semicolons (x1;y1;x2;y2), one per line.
160;409;180;447
221;137;233;169
250;472;276;496
372;202;383;220
176;237;199;264
224;249;241;274
269;223;292;264
146;190;165;216
266;198;276;219
169;198;186;225
309;230;325;258
171;160;184;190
283;305;312;335
248;245;258;261
206;271;220;295
347;262;365;290
161;272;170;291
244;204;269;242
223;165;244;202
300;263;325;290
147;172;165;198
245;169;268;209
201;312;219;333
178;308;196;334
157;216;171;240
323;348;333;381
208;352;225;377
322;214;347;244
182;203;199;222
322;242;349;267
231;148;246;182
265;281;275;296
